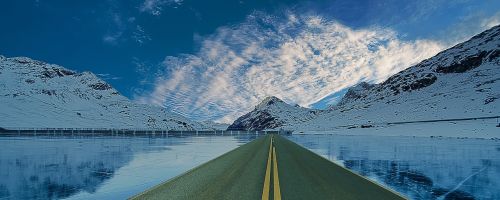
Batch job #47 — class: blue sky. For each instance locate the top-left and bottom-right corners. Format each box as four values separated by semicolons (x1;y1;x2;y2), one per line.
1;0;499;122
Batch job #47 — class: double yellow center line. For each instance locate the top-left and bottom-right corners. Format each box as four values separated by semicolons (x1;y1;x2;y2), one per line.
262;136;281;200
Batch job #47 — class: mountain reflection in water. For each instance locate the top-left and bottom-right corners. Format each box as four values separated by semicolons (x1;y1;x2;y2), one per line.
288;134;500;200
0;136;257;200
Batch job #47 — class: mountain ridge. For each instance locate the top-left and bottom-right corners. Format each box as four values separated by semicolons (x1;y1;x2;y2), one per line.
229;25;500;131
227;96;320;130
0;56;208;130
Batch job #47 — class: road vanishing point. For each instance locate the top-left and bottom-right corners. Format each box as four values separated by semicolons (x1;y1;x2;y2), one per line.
130;134;407;200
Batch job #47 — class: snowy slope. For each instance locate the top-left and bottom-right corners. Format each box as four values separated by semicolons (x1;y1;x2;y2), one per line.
0;56;206;130
228;25;500;132
199;121;230;130
294;25;500;130
227;96;320;130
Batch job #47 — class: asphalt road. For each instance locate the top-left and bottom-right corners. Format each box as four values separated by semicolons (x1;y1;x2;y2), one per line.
130;135;406;200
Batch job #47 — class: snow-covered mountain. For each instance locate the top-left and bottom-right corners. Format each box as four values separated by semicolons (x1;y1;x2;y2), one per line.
227;96;320;130
298;25;500;130
230;25;500;131
0;56;206;130
199;121;230;130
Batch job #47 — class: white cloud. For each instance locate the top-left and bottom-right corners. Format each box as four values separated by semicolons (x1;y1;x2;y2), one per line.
102;33;121;44
139;0;183;16
137;12;444;123
132;57;160;86
102;35;116;43
102;12;152;45
102;13;124;45
132;25;151;45
438;11;500;45
481;12;500;29
97;73;122;80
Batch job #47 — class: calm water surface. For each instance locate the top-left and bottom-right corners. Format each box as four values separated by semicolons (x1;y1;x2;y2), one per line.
1;134;499;200
0;135;259;200
288;134;500;200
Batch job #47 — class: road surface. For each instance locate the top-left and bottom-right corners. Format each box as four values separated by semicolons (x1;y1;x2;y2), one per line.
130;135;406;200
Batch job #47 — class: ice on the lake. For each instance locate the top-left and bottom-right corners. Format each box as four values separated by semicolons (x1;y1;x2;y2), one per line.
0;136;256;200
288;134;500;200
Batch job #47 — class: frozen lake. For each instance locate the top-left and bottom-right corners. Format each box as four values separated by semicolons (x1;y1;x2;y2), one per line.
0;135;259;200
1;134;499;200
288;134;500;200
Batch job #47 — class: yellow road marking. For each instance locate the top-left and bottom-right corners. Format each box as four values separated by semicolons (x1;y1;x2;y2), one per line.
261;136;273;200
272;146;281;200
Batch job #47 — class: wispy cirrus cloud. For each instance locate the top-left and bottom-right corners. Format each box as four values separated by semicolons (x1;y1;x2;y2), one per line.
139;0;183;16
137;12;444;123
132;25;152;45
102;11;152;45
481;12;500;30
438;11;500;44
102;13;125;45
97;73;122;80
